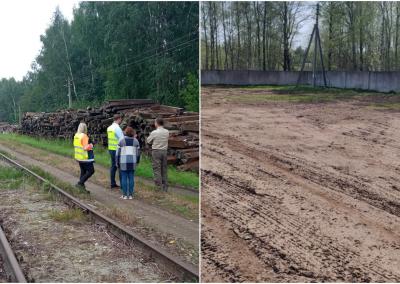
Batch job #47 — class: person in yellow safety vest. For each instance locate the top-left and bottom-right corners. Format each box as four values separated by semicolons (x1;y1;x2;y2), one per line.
107;114;124;189
74;122;95;192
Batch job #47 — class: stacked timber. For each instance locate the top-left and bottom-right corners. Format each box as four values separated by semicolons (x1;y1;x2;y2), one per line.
0;122;18;133
20;99;199;171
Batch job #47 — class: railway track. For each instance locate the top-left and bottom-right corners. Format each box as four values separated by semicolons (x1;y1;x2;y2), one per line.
0;152;199;282
0;225;26;282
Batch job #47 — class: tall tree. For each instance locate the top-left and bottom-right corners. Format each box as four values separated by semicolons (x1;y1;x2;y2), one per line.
0;2;199;123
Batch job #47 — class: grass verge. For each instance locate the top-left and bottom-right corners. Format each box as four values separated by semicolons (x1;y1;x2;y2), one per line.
369;102;400;110
28;165;92;200
0;133;198;189
228;85;380;104
0;166;24;190
49;208;88;222
1;148;198;219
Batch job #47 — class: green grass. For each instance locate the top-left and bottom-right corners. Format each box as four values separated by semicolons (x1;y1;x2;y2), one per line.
28;165;92;199
228;85;379;104
0;162;86;201
0;164;85;201
0;133;199;189
370;102;400;110
233;84;303;91
49;208;87;222
230;93;346;103
0;166;24;189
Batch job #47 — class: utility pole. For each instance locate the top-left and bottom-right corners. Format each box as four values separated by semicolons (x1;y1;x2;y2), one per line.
67;77;72;109
312;4;319;87
297;3;327;87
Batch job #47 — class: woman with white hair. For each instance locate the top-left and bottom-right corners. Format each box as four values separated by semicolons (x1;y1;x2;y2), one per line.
73;122;95;191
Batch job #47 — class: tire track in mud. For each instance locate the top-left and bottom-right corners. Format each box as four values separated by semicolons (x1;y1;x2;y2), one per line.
201;204;278;283
202;172;398;282
201;129;400;282
204;130;400;218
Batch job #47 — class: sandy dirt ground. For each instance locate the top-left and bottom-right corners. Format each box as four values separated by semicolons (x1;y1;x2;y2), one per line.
0;143;198;265
0;184;173;282
201;87;400;282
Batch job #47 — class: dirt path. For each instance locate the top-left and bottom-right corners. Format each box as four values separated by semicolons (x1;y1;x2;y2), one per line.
0;144;199;250
201;87;400;282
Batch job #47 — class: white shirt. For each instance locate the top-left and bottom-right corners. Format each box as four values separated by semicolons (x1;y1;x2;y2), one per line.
110;122;123;140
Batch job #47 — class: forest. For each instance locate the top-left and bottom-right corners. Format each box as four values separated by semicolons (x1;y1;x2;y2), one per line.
0;1;199;123
201;1;400;72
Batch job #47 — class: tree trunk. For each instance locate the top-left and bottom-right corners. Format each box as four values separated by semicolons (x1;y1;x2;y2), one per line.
235;4;241;68
213;2;220;70
347;3;357;70
327;2;334;71
88;47;95;89
359;3;364;71
208;2;215;70
202;5;209;70
380;3;386;71
255;2;261;69
282;3;291;71
262;2;267;71
61;23;78;99
396;4;400;69
228;8;235;69
244;3;252;69
222;2;228;69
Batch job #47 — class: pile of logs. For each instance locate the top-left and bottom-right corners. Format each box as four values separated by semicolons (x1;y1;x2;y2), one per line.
0;122;18;133
20;99;199;172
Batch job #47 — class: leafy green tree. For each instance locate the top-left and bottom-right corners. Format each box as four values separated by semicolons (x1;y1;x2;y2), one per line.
0;2;199;123
180;73;199;112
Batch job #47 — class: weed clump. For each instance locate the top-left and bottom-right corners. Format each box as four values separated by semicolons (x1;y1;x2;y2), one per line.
0;166;24;190
49;208;87;223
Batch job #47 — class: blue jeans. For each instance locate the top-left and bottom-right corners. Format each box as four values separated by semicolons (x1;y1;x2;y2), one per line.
109;150;119;187
120;170;135;196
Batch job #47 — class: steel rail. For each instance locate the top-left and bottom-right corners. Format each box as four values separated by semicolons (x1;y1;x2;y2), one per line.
0;152;199;282
0;225;27;282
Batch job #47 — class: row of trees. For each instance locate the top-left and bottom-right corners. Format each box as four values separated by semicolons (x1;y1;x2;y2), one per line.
0;2;199;123
201;1;400;72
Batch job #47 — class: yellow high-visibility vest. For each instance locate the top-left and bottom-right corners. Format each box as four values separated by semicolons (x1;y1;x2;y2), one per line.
73;133;89;161
107;125;118;150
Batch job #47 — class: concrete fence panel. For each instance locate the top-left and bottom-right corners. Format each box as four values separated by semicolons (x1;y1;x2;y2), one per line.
201;70;400;93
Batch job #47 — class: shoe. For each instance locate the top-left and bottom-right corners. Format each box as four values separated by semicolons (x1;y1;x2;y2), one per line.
75;183;85;189
128;196;133;200
111;185;120;189
123;196;128;200
120;195;124;199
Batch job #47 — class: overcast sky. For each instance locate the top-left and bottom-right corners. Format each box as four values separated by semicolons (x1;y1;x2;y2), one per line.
0;0;79;81
1;1;315;81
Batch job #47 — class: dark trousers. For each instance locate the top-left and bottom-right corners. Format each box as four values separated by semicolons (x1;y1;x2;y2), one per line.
78;162;95;186
109;150;119;187
152;149;168;191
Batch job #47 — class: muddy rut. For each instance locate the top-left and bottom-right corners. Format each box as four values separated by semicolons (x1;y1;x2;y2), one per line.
201;87;400;282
